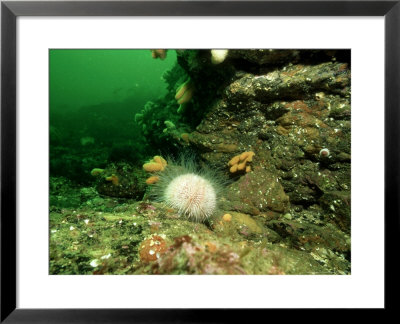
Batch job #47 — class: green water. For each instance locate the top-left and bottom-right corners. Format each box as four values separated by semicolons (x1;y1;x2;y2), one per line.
50;49;177;183
50;49;176;110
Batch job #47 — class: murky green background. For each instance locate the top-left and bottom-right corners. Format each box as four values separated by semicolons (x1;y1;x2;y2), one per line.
50;49;176;111
50;49;177;182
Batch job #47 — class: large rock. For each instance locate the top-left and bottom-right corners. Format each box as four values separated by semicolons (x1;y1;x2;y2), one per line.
223;167;290;215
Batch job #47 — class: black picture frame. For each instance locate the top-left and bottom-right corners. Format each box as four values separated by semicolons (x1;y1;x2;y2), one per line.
1;0;398;321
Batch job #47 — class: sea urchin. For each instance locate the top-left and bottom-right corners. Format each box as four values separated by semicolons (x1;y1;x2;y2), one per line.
149;156;224;222
164;173;217;222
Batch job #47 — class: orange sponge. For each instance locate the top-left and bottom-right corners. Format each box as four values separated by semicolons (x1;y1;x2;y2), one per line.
228;151;255;174
143;156;168;184
145;176;160;185
105;174;119;186
143;162;163;172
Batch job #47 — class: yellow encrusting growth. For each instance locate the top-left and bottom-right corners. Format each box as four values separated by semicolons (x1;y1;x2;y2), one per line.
222;213;232;222
175;78;195;113
181;133;190;143
143;156;168;184
228;151;255;173
90;168;104;176
105;174;119;186
143;162;163;172
153;156;167;169
145;176;160;185
151;49;167;60
229;155;240;166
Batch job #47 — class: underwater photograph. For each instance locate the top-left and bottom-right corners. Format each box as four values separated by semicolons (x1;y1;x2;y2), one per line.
49;49;351;275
